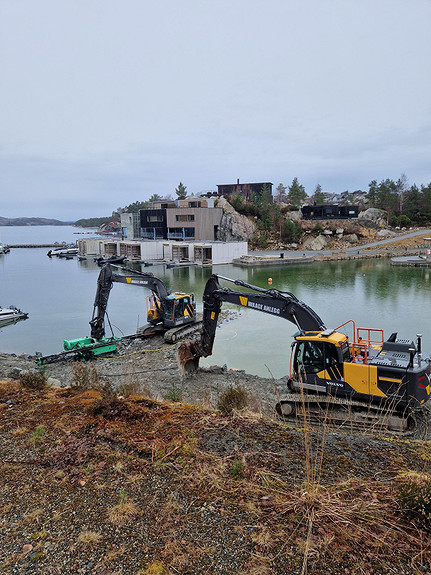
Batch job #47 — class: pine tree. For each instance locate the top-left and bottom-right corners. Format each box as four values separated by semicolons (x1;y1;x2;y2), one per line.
175;182;187;199
312;184;325;205
287;178;307;209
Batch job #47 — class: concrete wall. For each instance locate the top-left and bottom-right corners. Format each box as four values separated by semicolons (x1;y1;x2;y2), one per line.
211;241;248;264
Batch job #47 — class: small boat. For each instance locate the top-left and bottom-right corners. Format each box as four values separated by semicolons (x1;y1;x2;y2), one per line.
0;243;10;254
95;255;126;266
47;245;79;257
0;305;29;324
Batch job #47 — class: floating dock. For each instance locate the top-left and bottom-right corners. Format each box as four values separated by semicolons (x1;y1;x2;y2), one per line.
8;244;67;248
391;256;431;267
391;238;431;267
233;254;314;266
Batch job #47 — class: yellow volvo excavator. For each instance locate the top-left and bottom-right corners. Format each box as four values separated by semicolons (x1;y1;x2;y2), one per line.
178;274;431;434
89;264;199;343
35;265;199;365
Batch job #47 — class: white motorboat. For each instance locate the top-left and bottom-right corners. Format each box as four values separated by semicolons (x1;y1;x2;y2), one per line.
0;305;29;324
47;245;79;257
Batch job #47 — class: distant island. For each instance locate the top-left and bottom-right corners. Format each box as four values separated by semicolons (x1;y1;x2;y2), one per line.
0;217;73;226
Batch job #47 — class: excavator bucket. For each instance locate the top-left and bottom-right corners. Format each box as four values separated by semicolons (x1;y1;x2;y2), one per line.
177;340;201;374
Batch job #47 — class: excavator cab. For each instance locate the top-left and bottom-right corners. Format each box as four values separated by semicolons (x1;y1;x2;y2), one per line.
147;293;196;328
293;340;338;375
291;332;350;393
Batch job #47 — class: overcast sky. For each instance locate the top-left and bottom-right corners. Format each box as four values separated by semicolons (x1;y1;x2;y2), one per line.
1;0;430;220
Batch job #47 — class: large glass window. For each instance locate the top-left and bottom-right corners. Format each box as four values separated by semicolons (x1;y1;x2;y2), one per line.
294;341;339;374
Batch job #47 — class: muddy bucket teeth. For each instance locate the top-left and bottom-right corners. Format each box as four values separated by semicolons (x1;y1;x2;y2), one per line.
177;341;201;374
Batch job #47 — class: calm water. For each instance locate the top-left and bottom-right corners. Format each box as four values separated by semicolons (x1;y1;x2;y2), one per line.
1;226;431;378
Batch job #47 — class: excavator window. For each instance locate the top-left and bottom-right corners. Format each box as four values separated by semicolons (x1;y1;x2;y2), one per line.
164;298;175;320
295;341;324;374
294;341;339;375
174;298;186;319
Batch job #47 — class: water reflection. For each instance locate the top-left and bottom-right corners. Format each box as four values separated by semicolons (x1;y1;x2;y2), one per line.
1;245;430;378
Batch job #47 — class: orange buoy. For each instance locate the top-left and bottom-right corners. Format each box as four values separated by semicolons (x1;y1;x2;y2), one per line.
268;277;273;284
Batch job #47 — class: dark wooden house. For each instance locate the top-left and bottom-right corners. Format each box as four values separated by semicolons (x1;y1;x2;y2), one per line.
301;204;359;220
217;179;273;201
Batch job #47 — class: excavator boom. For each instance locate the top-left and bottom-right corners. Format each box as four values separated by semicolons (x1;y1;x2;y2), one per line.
89;264;172;340
178;274;325;370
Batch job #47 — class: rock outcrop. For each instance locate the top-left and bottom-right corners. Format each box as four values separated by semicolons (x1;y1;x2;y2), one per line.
358;208;387;226
302;234;328;250
216;197;257;242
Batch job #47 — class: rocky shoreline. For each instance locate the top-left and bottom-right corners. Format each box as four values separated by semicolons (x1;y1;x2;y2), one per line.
0;333;285;419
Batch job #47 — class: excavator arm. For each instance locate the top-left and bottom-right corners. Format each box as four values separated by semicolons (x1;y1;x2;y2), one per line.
89;264;171;340
178;274;325;371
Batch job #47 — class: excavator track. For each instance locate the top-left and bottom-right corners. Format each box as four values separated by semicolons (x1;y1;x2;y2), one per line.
164;320;204;343
275;393;431;439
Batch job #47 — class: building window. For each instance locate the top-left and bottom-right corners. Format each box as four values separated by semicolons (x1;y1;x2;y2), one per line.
141;228;164;239
148;215;164;222
176;214;195;222
167;227;195;239
188;201;201;208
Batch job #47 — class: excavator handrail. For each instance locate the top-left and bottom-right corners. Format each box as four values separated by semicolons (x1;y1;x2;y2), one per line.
334;319;384;347
356;327;384;348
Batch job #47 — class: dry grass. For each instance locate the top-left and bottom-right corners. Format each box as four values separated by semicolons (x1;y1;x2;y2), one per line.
1;379;430;574
107;492;139;526
77;530;103;547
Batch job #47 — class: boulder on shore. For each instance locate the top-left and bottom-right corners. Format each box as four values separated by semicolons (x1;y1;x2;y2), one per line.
302;234;328;251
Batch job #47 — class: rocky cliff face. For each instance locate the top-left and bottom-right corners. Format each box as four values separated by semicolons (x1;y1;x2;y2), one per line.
358;208;387;226
216;197;257;242
215;199;390;249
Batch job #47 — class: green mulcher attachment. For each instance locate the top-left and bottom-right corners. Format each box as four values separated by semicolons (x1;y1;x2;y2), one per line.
35;336;119;365
63;336;118;356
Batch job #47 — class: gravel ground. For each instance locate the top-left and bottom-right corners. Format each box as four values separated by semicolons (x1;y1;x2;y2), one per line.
1;330;431;573
1;367;431;574
0;311;285;419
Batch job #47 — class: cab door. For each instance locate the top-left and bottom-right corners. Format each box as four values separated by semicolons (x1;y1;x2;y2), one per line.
292;340;343;391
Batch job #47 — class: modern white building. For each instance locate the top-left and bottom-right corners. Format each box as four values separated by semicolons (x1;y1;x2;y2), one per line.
77;238;248;265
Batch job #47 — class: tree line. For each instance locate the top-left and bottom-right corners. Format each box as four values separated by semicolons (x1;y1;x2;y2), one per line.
274;174;431;227
367;175;431;226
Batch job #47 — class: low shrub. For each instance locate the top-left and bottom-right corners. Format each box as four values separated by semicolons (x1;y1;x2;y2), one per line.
88;393;128;418
71;362;103;391
28;425;45;447
164;385;182;403
217;385;248;414
229;459;245;479
397;471;431;530
19;370;47;390
117;381;142;397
